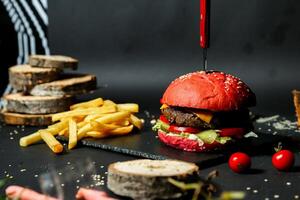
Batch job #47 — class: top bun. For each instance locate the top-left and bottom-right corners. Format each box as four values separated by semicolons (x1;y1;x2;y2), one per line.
161;71;256;111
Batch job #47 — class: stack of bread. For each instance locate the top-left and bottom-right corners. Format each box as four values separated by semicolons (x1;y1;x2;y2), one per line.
1;55;97;126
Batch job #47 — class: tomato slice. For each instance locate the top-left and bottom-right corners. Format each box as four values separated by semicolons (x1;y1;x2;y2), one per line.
159;115;201;133
159;115;169;124
169;125;200;134
219;128;245;138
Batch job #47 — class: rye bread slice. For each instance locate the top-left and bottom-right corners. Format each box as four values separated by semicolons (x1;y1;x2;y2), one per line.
9;64;60;92
0;111;53;126
29;55;78;70
30;74;97;97
107;159;199;200
4;93;73;114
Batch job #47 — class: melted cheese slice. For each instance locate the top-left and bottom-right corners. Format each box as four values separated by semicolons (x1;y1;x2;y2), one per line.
160;104;169;109
160;104;213;123
193;111;213;123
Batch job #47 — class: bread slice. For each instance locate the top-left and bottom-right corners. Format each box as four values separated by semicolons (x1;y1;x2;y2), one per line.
4;93;73;114
0;111;53;126
30;74;97;97
29;55;78;70
9;65;60;92
292;90;300;126
107;159;198;200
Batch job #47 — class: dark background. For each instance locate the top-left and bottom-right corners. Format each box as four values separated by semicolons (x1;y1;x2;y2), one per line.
48;0;300;118
1;1;300;200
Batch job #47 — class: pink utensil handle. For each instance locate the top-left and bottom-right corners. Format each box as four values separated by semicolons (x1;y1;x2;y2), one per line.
200;0;209;48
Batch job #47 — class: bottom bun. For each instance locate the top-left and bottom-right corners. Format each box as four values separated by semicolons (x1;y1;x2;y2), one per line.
158;131;223;152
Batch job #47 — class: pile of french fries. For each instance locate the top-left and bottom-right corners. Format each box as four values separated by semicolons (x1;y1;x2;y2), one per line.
19;98;143;154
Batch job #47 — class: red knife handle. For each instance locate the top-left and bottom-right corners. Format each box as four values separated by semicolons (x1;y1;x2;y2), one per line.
200;0;210;48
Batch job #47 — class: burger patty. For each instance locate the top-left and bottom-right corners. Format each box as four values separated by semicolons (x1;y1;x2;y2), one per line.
161;107;212;129
162;107;253;130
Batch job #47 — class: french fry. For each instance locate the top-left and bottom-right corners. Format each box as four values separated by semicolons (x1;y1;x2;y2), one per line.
129;114;143;130
110;125;134;135
77;124;93;140
84;114;105;122
95;111;130;124
90;121;118;131
52;106;117;122
112;120;130;126
19;132;42;147
70;98;103;110
86;131;107;138
117;103;139;113
76;121;87;128
20;121;67;147
40;130;63;153
79;111;130;139
103;100;117;107
20;97;141;153
68;118;77;150
47;120;69;133
59;128;68;136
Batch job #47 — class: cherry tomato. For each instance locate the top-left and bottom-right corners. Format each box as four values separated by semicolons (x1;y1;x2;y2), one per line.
228;152;251;173
169;125;200;134
159;115;169;124
219;128;245;138
272;150;294;171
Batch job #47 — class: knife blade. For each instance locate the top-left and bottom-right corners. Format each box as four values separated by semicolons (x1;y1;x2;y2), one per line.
200;0;210;71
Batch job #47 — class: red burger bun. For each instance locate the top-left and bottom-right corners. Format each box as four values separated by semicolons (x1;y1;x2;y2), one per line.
161;71;256;111
158;131;223;152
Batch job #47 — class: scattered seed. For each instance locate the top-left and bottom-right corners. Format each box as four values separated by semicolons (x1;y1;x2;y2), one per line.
20;169;26;172
286;182;291;186
246;187;251;191
264;179;268;182
253;190;258;194
34;174;39;178
274;194;280;199
150;119;156;125
58;172;62;176
294;195;299;199
61;184;65;187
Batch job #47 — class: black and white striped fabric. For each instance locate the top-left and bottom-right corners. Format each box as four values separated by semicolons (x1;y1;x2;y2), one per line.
0;0;49;96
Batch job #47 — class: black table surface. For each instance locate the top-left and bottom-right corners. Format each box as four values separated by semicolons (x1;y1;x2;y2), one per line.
0;87;300;200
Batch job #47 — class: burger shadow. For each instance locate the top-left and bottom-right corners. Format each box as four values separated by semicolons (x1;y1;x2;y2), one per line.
289;166;300;173
227;132;300;157
240;168;265;175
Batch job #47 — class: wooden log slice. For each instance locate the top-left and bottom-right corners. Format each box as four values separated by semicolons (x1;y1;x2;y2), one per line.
29;55;78;70
9;65;60;92
0;111;53;126
4;93;73;114
107;159;199;200
292;90;300;126
30;74;97;97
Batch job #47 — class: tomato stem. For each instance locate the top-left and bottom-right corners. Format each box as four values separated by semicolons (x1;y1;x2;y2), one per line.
274;142;282;152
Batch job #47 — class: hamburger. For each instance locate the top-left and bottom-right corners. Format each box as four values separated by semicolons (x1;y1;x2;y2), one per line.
152;71;256;152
